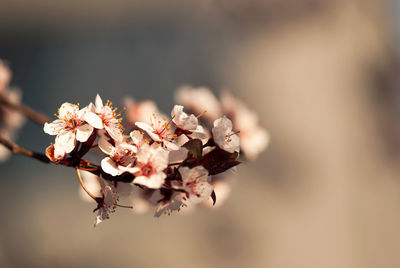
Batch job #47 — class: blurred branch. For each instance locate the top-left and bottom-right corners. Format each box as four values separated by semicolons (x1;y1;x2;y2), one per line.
0;92;49;125
0;135;50;163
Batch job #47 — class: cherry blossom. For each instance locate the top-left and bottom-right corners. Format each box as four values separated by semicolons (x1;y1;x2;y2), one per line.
0;61;11;92
45;143;66;164
154;191;185;217
43;103;93;153
124;97;159;125
132;143;169;189
135;114;179;151
174;166;213;204
130;130;146;149
98;137;138;176
0;76;271;225
94;179;118;227
221;91;269;160
85;94;123;142
212;116;240;153
171;105;207;139
175;85;222;121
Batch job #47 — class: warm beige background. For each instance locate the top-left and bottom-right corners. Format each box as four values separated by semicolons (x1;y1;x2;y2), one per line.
1;0;400;267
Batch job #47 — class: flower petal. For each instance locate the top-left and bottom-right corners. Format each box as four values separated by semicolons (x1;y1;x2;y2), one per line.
163;140;179;151
213;116;232;132
105;125;123;143
168;147;188;164
130;130;144;146
101;157;119;176
133;172;166;189
135;122;161;142
76;124;94;142
98;137;114;155
55;130;76;153
43;120;65;135
59;103;78;119
84;111;103;129
95;94;103;112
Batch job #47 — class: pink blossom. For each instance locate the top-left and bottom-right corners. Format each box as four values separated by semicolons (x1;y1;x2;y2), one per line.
132;144;169;189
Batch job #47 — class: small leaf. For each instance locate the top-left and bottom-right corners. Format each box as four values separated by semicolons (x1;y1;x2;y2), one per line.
208;160;240;175
183;139;203;161
200;148;240;175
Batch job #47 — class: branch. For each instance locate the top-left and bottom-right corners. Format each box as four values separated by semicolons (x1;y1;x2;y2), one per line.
0;135;50;163
0;92;49;125
0;135;135;182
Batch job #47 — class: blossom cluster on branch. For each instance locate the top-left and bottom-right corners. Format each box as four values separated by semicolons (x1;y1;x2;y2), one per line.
0;62;269;226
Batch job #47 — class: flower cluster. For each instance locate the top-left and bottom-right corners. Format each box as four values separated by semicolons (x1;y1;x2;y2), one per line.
44;93;250;226
0;61;25;162
175;85;270;160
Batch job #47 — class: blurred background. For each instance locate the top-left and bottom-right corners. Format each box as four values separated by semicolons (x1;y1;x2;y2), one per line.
1;0;400;267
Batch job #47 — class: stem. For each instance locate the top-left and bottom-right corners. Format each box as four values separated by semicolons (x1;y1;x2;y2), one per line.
0;92;49;125
76;168;98;201
0;135;136;183
116;204;133;209
168;162;184;166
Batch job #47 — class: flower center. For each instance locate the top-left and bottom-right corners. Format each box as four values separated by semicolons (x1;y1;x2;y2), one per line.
65;118;80;130
113;149;135;167
139;162;154;177
225;131;240;142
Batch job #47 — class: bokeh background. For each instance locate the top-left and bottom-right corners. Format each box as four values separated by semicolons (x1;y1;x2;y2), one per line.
1;0;400;267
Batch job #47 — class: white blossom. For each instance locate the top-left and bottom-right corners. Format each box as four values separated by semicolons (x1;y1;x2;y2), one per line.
98;137;138;176
124;97;160;125
84;94;123;142
43;103;93;153
175;166;213;204
221;91;269;160
0;61;11;92
135;114;179;151
171;105;207;139
94;179;118;227
130;130;146;149
154;191;185;217
212;116;240;153
175;85;222;121
132;143;169;189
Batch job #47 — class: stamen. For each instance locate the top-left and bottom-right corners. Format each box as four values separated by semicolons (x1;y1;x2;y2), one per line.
226;130;240;138
196;110;207;119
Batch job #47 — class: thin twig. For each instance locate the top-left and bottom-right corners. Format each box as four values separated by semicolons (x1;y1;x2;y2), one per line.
76;168;98;201
0;92;49;125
